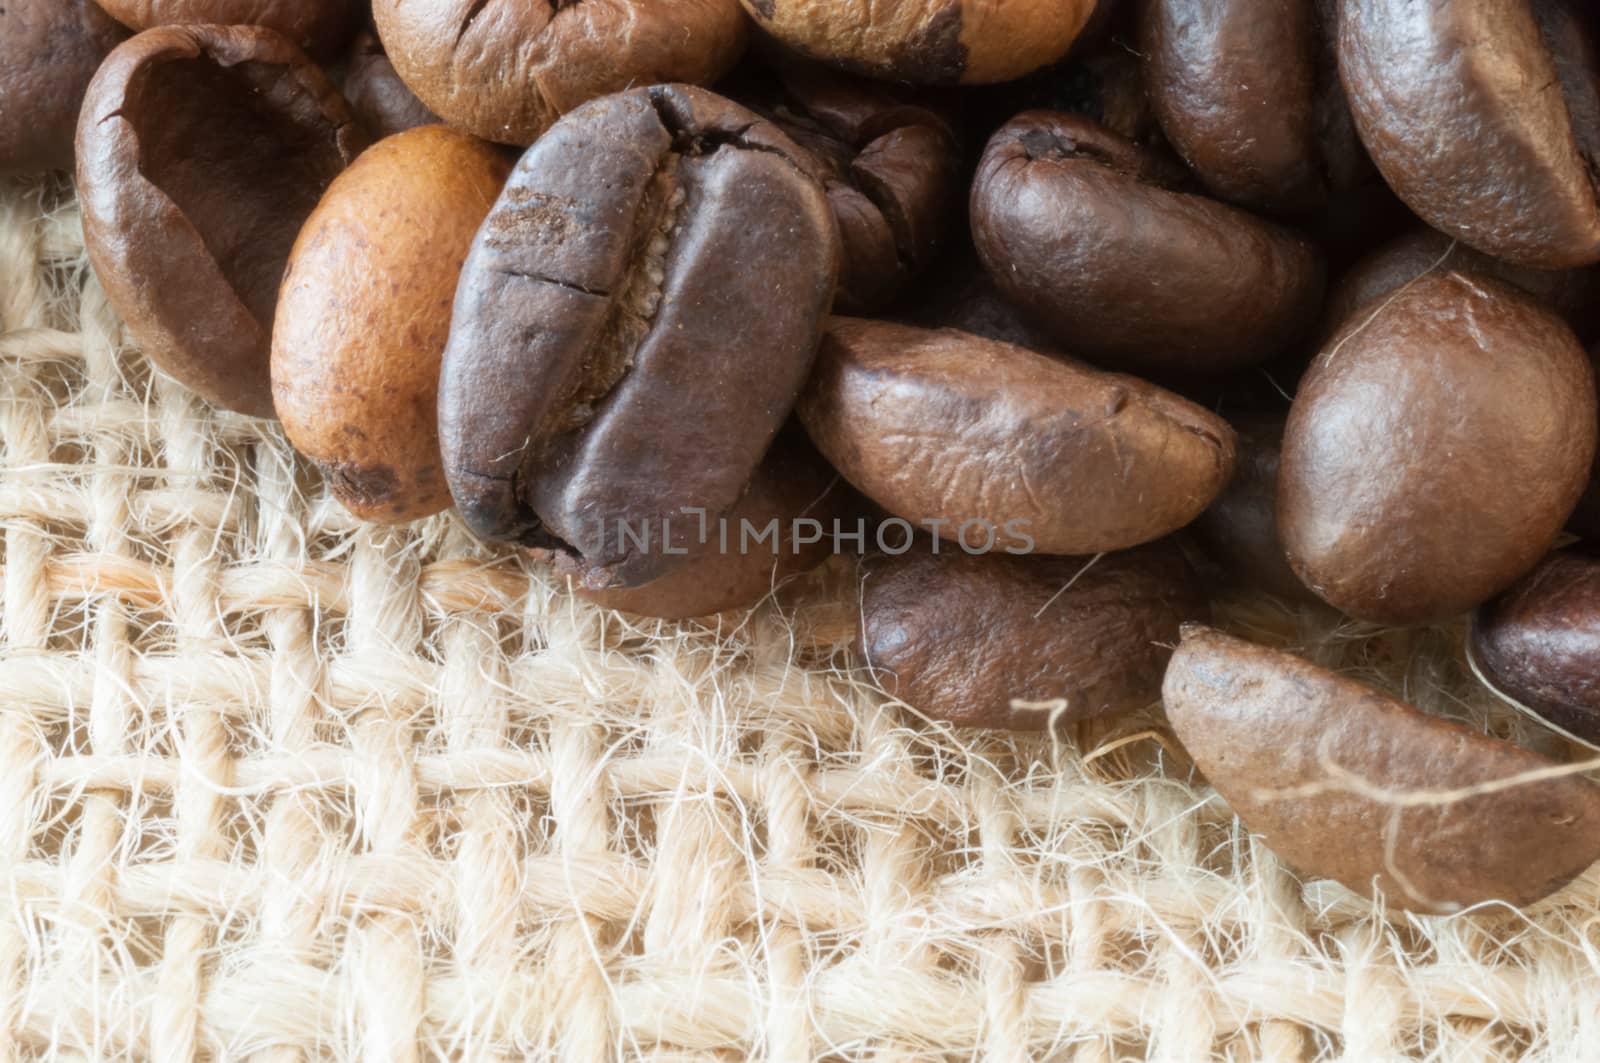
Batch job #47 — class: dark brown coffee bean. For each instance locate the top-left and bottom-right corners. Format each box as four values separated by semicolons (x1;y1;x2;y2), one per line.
1325;229;1600;344
738;0;1099;85
373;0;748;146
342;29;438;141
273;126;510;523
1472;551;1600;745
1165;625;1600;913
798;319;1237;557
94;0;362;56
1280;272;1597;625
1339;0;1600;268
1143;0;1368;217
731;62;963;314
440;85;839;589
995;34;1167;150
1191;417;1314;604
971;112;1325;376
863;541;1208;730
0;1;127;175
77;26;366;417
564;437;852;620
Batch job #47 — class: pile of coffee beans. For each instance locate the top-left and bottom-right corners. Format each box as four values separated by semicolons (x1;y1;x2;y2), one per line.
7;0;1600;912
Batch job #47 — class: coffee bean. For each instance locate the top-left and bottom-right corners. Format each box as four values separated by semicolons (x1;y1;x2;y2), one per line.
730;61;964;314
440;85;839;589
971;112;1325;376
1191;417;1315;604
1280;272;1596;625
342;29;438;141
94;0;362;56
1165;624;1600;912
797;319;1237;557
272;125;509;523
1325;229;1600;344
77;26;366;417
373;0;749;146
863;541;1208;730
1339;0;1600;268
0;0;126;175
1142;0;1366;217
562;436;853;620
904;260;1067;357
738;0;1099;85
1472;550;1600;746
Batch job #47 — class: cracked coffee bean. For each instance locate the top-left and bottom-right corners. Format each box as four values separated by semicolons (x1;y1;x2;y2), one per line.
971;112;1325;376
739;0;1100;85
1339;0;1600;268
1324;227;1600;344
731;60;963;314
93;0;363;56
1472;550;1600;746
342;29;439;141
862;540;1208;730
373;0;749;146
797;319;1237;557
1165;625;1600;913
273;125;510;523
440;84;840;588
0;0;127;175
1281;272;1597;625
1142;0;1371;218
77;25;366;417
563;435;854;620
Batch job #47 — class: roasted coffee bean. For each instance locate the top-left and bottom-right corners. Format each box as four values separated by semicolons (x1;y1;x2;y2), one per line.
738;0;1099;85
273;125;509;523
1191;417;1314;603
1472;551;1600;746
732;61;963;313
1281;272;1597;625
0;1;127;176
94;0;362;56
440;85;839;588
1165;625;1600;913
991;34;1166;150
1142;0;1366;217
563;437;851;619
971;112;1325;376
798;320;1237;557
77;26;366;417
373;0;748;146
862;541;1208;730
1326;229;1600;343
1339;0;1600;269
343;29;438;140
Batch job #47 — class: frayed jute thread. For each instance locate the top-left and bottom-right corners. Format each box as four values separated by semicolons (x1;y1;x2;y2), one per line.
4;175;1600;1061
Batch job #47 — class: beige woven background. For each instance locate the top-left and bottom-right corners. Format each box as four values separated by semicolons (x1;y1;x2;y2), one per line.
4;173;1600;1062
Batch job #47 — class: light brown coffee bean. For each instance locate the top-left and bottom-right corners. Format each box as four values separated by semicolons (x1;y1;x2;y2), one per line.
738;0;1098;85
272;125;510;523
1281;272;1597;625
1164;624;1600;913
373;0;748;145
798;319;1237;557
862;541;1208;730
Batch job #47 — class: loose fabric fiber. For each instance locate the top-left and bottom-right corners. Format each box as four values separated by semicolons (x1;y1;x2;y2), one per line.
3;175;1599;1062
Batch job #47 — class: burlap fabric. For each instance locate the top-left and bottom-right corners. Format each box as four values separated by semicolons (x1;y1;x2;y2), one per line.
3;174;1598;1061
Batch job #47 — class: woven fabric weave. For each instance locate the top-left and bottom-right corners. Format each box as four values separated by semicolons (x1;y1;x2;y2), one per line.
3;175;1598;1062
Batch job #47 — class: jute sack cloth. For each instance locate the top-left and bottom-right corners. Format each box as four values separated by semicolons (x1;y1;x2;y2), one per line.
1;175;1596;1061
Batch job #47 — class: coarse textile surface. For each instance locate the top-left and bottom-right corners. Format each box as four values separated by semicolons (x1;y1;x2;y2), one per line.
2;174;1599;1061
